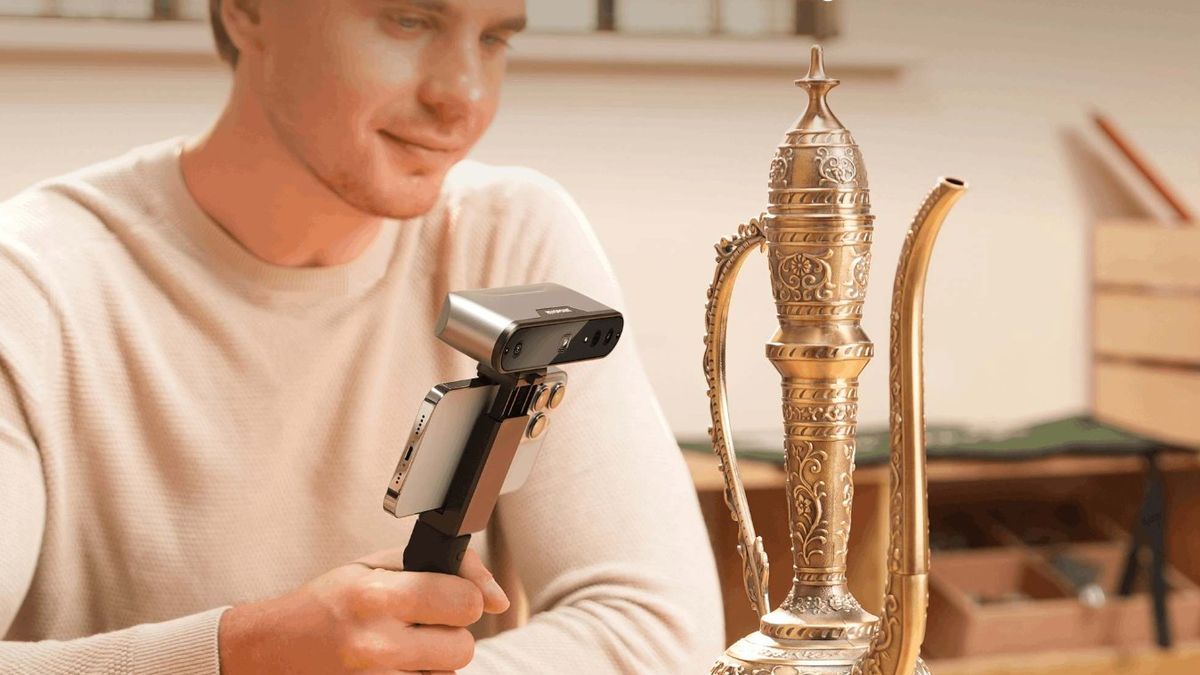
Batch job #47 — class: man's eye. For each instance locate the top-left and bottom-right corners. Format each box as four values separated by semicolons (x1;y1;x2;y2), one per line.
388;14;431;31
482;33;512;50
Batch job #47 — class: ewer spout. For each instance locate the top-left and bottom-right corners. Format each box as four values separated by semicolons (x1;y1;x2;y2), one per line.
854;177;967;675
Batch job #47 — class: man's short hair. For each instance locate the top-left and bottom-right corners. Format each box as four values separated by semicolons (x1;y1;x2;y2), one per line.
210;0;239;68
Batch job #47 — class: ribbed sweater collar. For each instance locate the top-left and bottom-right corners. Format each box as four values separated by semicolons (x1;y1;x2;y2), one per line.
141;136;403;301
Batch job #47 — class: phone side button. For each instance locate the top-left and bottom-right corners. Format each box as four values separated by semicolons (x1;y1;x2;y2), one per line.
547;382;566;409
383;490;400;516
527;412;548;439
531;385;549;412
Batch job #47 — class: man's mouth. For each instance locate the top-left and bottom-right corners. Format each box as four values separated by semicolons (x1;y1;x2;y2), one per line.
379;130;457;154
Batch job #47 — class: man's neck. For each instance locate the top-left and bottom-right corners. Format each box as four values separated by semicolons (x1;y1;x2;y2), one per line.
179;91;385;268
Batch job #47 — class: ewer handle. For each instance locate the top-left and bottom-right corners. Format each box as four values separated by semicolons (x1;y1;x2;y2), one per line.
703;217;771;618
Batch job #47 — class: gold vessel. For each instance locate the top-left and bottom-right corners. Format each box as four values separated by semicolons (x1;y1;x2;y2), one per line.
703;46;967;675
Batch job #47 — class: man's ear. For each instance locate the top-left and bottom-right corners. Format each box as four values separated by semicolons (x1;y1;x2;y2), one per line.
220;0;266;62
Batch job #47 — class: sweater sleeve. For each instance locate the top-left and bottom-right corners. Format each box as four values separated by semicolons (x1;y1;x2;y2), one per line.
0;608;229;675
460;173;726;673
0;242;229;675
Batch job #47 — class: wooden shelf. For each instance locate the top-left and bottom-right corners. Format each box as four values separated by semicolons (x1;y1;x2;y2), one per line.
0;16;908;77
0;16;214;60
684;447;1200;491
928;641;1200;675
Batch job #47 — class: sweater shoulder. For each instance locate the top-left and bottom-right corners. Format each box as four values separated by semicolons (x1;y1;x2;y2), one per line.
0;138;177;273
439;161;620;305
441;160;583;231
443;160;567;200
0;184;105;265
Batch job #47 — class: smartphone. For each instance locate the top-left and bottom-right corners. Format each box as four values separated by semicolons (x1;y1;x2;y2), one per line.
383;368;567;519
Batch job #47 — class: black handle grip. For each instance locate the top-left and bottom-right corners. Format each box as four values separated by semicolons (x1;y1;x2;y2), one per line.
403;518;472;575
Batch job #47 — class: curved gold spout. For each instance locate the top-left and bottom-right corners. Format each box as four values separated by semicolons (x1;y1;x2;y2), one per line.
855;177;967;675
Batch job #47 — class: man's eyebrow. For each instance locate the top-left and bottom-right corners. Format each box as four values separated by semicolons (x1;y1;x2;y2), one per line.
490;14;527;33
381;0;526;33
392;0;449;12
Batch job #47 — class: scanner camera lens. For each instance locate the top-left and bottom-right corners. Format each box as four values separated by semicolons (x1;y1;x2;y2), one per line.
513;341;524;357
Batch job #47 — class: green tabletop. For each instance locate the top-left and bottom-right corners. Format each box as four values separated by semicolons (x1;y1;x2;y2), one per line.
678;415;1161;466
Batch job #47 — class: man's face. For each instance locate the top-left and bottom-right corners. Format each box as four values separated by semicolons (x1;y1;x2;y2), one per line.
248;0;526;219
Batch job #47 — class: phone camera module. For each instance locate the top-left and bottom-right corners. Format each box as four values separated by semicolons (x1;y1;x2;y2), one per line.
513;341;524;357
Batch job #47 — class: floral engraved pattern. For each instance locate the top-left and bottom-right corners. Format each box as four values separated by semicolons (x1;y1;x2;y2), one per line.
781;592;863;615
773;248;837;302
769;147;795;188
846;248;871;300
814;147;859;186
786;440;829;565
834;438;855;560
783;403;857;424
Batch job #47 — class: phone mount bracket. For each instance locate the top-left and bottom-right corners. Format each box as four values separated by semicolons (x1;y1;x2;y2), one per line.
402;365;547;575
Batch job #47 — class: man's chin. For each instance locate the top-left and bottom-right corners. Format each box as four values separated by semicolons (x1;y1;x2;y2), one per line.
339;173;447;220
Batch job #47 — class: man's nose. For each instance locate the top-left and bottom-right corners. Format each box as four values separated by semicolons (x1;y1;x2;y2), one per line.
419;40;485;129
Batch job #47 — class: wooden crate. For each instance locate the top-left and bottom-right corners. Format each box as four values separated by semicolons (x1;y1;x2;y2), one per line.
1094;363;1200;446
926;548;1078;658
925;516;1200;659
1092;219;1200;447
1037;542;1200;649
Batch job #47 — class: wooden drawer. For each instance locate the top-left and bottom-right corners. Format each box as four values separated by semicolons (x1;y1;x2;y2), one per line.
1093;362;1200;447
926;543;1200;659
1093;220;1200;291
926;549;1079;658
1094;291;1200;366
1091;219;1200;447
1037;542;1200;650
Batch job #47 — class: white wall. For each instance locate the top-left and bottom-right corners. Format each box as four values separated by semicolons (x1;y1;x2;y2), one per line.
476;0;1200;440
2;0;1197;441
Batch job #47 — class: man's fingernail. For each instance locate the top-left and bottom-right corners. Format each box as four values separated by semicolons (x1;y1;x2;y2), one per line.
486;578;508;603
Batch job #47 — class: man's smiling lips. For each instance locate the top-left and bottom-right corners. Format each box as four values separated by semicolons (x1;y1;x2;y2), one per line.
379;130;459;155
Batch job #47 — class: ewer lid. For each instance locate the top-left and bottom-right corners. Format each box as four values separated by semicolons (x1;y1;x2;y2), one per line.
767;45;871;216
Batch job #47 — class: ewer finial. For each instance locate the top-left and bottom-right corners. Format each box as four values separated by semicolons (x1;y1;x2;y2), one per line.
807;45;827;80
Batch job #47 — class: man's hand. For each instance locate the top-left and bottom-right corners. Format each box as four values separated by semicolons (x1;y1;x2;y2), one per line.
218;547;509;674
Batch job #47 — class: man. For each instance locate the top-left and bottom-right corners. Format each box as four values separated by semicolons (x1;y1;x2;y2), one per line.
0;0;723;672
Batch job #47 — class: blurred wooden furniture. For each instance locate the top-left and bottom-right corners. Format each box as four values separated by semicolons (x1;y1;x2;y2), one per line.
686;448;1200;674
1092;219;1200;447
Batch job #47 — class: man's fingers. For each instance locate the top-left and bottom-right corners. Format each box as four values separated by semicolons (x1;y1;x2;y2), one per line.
350;546;508;621
354;569;485;627
456;548;510;614
364;623;473;671
358;547;509;615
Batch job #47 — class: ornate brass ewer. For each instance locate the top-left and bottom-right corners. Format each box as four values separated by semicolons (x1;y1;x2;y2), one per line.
704;46;967;675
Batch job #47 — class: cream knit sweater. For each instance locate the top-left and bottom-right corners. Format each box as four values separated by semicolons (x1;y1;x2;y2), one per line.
0;138;723;674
